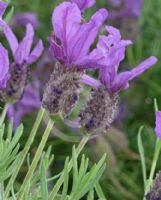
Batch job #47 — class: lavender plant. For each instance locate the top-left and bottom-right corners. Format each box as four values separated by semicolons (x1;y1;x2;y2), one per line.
0;0;160;199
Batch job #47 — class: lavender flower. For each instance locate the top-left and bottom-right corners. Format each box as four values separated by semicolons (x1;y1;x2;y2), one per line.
109;0;142;19
70;0;95;12
0;1;7;26
79;27;157;133
108;0;143;41
43;1;108;116
82;26;157;93
155;111;161;139
0;44;9;89
50;2;108;69
11;12;39;29
0;23;43;102
7;81;41;129
0;1;7;18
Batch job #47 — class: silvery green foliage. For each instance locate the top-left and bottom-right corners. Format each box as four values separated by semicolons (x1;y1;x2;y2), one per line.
0;108;106;200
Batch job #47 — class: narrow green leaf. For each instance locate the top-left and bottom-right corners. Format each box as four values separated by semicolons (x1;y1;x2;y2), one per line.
40;160;48;200
137;126;147;189
61;157;69;200
95;182;106;200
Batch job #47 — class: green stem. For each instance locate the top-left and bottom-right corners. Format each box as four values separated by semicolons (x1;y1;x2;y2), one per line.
145;139;161;194
5;108;45;198
17;119;53;200
48;136;89;200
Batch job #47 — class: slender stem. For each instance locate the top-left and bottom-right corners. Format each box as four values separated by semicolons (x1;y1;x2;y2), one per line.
17;119;53;200
145;139;161;194
5;108;45;198
48;136;89;200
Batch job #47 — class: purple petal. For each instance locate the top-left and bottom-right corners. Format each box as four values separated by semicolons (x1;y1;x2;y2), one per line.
0;1;7;17
71;9;108;65
14;24;34;64
78;27;131;70
52;2;108;66
3;25;18;55
52;2;81;59
111;56;157;92
70;0;95;11
110;71;131;92
27;40;44;64
80;74;102;88
155;111;161;139
50;37;66;63
129;56;157;80
0;43;9;88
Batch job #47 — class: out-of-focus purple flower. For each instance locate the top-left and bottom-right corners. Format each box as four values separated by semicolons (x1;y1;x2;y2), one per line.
109;0;121;7
7;80;41;129
124;0;142;18
70;0;95;11
155;111;161;139
50;2;108;69
0;1;7;26
81;26;157;93
11;12;39;29
0;1;7;18
109;0;142;19
3;23;43;65
0;43;9;88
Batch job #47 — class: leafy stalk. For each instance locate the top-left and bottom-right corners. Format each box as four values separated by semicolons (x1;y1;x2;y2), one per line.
5;108;45;198
17;119;53;199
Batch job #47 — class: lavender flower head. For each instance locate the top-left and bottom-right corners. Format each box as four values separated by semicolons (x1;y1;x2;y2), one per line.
50;1;108;69
43;1;108;116
82;26;157;94
0;23;43;102
155;111;161;139
7;80;41;129
79;26;157;133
